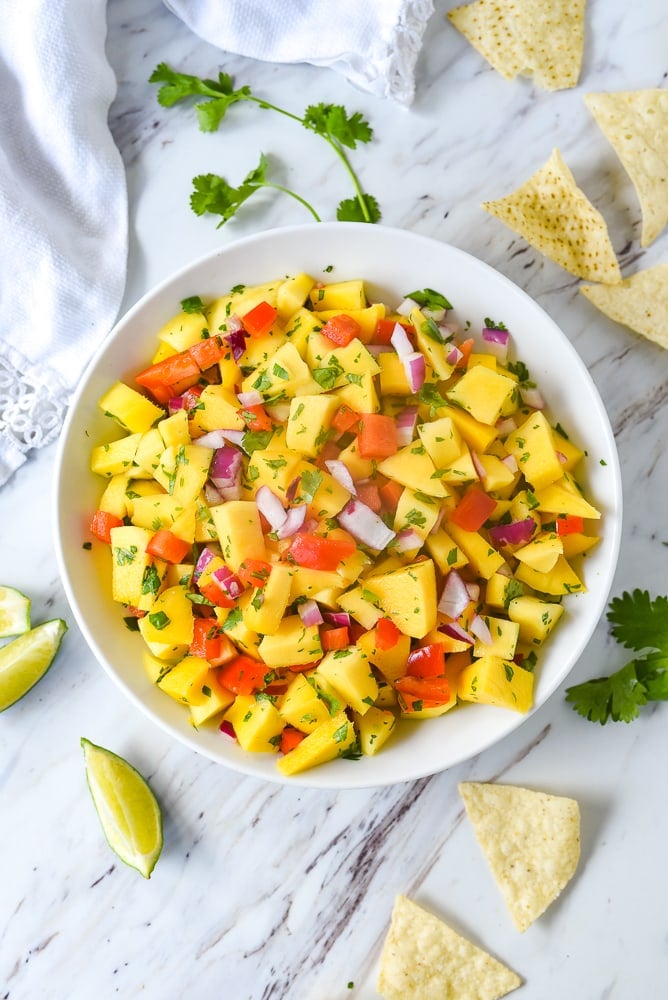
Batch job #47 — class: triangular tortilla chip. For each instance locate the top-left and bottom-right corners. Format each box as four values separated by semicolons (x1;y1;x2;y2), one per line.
448;0;585;91
585;90;668;247
459;782;580;933
378;895;521;1000
580;264;668;350
483;148;621;283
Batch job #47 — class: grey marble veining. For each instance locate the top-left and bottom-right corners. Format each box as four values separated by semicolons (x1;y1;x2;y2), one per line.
2;0;668;997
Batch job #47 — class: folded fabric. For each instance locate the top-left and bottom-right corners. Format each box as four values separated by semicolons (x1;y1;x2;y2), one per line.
0;0;127;486
164;0;435;105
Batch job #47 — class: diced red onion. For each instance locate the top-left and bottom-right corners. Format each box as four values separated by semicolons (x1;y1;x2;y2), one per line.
168;396;185;415
395;406;418;447
502;454;519;474
520;385;545;409
497;563;513;578
446;344;463;366
466;581;481;601
219;719;236;740
391;323;414;358
323;611;351;628
439;621;474;645
325;459;357;495
223;327;247;362
471;614;493;645
255;485;287;530
393;528;423;553
488;518;535;548
395;298;416;317
437;569;470;619
402;352;426;393
212;566;244;600
298;599;324;627
557;450;568;465
194;546;218;581
286;476;300;503
210;446;243;500
423;306;446;323
482;326;510;364
337;500;396;551
237;389;263;407
204;480;224;507
276;505;307;539
471;451;486;481
496;417;517;436
193;429;229;449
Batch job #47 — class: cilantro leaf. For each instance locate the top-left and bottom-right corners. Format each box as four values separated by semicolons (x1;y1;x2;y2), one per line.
337;194;381;224
190;155;319;226
607;589;668;654
565;590;668;724
180;295;205;314
406;288;453;312
149;63;250;131
303;104;373;149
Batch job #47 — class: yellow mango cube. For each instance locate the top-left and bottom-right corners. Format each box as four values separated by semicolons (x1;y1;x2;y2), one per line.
277;711;356;775
279;673;331;733
363;559;437;638
458;654;534;712
225;694;285;753
98;382;164;434
258;615;323;668
353;706;397;755
317;646;378;715
446;365;517;424
508;595;564;645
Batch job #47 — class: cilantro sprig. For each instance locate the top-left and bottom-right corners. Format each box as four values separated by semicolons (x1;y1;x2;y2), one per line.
191;154;321;227
150;63;379;224
565;590;668;724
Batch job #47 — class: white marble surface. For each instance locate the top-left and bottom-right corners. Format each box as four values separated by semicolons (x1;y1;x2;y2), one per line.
2;1;668;997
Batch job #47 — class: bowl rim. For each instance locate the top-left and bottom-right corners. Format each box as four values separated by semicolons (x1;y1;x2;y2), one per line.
53;222;623;789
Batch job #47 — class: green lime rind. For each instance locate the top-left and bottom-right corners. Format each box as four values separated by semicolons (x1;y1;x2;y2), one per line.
0;585;32;638
81;738;163;879
0;618;67;712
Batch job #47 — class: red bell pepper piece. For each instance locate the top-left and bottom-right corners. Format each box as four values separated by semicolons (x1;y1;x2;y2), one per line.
219;654;270;696
375;616;401;651
242;301;277;338
406;642;446;678
395;674;450;705
556;514;585;536
373;318;413;345
198;582;236;609
357;413;398;459
355;481;382;513
237;559;273;588
449;487;497;532
146;529;191;564
320;625;350;651
321;313;362;347
331;404;360;435
135;351;200;398
89;509;124;544
189;618;237;666
379;478;404;512
288;533;357;571
280;726;306;754
239;403;274;432
188;335;225;371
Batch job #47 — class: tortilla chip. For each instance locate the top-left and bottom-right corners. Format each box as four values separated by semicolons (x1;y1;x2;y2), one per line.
459;782;580;933
448;0;585;91
580;264;668;350
378;895;521;1000
585;90;668;247
483;148;621;284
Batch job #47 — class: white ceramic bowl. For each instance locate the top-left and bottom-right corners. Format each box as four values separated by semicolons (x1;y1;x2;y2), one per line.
54;223;622;788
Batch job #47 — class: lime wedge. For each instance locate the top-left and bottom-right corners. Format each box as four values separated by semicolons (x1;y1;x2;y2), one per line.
81;739;163;879
0;585;32;638
0;618;67;712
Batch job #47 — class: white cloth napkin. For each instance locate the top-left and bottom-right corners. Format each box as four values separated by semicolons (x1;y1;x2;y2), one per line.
164;0;435;105
0;0;127;486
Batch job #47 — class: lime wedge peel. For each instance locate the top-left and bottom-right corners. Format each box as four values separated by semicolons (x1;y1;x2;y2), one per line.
0;618;67;712
0;585;32;638
81;738;163;879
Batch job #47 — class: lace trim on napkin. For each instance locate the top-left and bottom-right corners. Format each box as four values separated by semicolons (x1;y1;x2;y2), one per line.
0;354;66;460
382;0;435;104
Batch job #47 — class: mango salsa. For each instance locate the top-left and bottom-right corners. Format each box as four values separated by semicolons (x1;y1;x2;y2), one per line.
89;274;603;776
